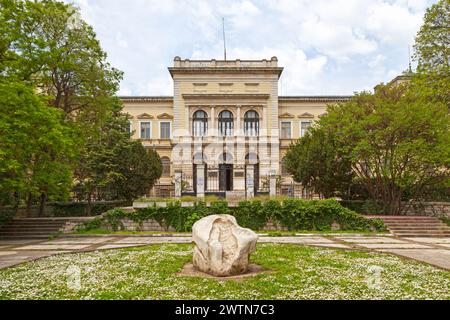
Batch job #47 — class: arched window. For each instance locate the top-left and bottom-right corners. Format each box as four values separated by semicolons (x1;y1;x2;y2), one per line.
245;153;259;165
244;110;259;136
219;152;233;164
193;152;206;165
192;110;208;137
218;110;234;136
161;157;171;177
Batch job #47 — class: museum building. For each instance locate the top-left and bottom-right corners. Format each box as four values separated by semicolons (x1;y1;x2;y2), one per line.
120;56;354;198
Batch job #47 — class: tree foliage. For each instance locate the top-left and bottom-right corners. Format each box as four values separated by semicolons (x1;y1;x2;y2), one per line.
1;0;161;215
1;0;123;126
286;83;450;214
284;126;353;199
413;0;450;107
0;80;77;209
73;104;162;211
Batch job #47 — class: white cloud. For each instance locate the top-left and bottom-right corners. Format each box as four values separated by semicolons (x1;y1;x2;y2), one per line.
226;46;328;94
65;0;438;95
367;1;425;45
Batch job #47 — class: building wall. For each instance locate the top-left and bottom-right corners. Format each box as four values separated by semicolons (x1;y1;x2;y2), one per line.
120;58;351;196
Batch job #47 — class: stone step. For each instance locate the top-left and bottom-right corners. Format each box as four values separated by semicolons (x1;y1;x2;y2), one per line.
2;221;66;225
393;230;450;235
6;219;67;224
369;216;450;237
385;223;449;227
0;228;62;233
370;215;438;219
0;231;59;236
0;235;51;240
392;233;450;238
389;227;450;231
2;224;66;229
371;217;439;222
382;221;441;224
385;223;447;229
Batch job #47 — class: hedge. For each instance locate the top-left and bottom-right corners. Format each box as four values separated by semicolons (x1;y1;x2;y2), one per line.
78;199;386;233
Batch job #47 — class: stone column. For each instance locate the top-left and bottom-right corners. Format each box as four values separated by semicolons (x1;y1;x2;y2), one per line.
236;105;241;136
246;165;255;199
269;171;277;197
210;105;215;137
174;171;182;198
196;164;205;199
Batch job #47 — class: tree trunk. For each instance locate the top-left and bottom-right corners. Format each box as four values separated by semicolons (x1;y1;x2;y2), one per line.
12;192;19;213
26;193;33;217
38;193;47;217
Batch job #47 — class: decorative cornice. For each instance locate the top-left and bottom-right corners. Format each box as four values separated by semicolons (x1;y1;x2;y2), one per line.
182;94;270;100
119;95;352;104
119;96;173;103
298;112;315;119
279;96;352;103
137;113;154;119
157;113;174;120
169;67;284;79
279;112;295;119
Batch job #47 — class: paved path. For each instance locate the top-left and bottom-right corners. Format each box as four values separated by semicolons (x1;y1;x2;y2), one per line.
0;235;449;270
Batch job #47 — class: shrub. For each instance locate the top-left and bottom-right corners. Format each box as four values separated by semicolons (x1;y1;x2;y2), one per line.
0;208;15;227
78;199;386;233
234;200;268;230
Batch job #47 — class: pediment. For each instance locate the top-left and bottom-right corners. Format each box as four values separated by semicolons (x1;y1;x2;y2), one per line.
157;113;174;119
279;112;295;119
298;112;315;119
137;113;154;119
121;112;134;119
318;113;327;118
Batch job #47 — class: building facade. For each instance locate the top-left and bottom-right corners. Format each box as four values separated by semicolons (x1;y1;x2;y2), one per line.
121;57;351;199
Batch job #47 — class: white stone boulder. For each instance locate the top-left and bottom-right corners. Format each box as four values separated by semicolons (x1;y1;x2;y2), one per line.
192;214;258;277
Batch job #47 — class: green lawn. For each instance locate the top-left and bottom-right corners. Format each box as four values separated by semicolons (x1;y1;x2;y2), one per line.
0;244;449;300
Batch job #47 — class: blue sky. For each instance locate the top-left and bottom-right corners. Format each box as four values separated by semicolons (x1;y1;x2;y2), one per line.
66;0;437;96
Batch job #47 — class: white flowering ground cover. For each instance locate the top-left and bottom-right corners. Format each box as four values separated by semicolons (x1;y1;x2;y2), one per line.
0;244;449;300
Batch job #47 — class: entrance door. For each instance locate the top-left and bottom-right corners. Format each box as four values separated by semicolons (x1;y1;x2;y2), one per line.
219;164;233;191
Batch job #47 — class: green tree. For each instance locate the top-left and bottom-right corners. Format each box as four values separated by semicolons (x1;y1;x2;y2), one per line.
0;80;77;214
112;143;162;203
1;0;123;133
413;0;450;107
74;103;162;213
1;0;125;213
322;84;448;214
284;126;353;198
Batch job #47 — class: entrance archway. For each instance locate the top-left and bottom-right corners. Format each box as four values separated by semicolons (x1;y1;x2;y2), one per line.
219;153;233;191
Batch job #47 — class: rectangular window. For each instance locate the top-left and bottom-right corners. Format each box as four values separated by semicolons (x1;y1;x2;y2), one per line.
127;121;133;135
160;122;171;139
140;122;151;139
301;121;312;137
280;122;291;139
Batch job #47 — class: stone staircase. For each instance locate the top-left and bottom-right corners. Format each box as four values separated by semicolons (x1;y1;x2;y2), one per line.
368;215;450;237
0;218;68;240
